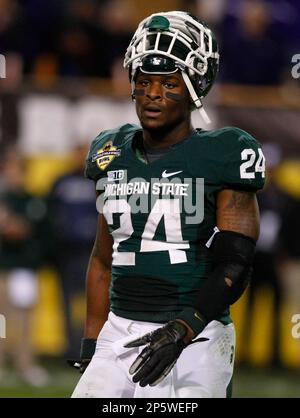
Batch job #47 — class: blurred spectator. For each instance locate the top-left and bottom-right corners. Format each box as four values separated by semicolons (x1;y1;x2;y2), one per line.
48;143;98;359
219;0;286;85
193;0;226;25
95;0;132;78
19;0;63;74
0;52;23;153
0;0;20;54
57;0;132;79
279;185;300;336
0;149;49;385
0;0;298;83
58;21;96;78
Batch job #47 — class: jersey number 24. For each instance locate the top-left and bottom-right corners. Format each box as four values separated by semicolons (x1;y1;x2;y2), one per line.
103;199;190;266
240;148;265;179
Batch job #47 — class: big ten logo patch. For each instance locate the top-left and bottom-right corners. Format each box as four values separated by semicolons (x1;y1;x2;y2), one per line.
107;170;125;181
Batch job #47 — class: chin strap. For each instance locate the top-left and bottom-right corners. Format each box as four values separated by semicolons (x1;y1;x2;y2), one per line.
181;71;211;124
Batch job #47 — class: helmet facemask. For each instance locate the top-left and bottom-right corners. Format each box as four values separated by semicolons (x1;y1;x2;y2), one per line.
124;11;219;124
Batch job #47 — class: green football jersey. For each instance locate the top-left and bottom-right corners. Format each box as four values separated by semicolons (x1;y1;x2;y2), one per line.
85;124;265;324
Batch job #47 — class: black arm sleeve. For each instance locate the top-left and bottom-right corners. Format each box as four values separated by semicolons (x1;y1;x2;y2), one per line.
176;230;256;335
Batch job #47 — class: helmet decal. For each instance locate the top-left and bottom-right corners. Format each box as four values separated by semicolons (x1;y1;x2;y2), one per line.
146;15;170;31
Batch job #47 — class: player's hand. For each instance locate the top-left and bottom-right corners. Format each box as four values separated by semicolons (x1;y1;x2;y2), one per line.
124;320;207;387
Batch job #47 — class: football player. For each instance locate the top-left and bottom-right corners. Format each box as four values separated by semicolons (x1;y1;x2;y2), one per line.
71;11;265;398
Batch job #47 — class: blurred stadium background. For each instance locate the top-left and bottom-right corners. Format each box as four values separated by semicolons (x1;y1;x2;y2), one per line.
0;0;300;398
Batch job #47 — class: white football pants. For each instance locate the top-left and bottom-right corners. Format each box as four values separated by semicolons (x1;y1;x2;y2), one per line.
71;312;235;398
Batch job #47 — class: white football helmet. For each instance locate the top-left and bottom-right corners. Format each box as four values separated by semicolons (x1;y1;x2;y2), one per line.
123;11;219;123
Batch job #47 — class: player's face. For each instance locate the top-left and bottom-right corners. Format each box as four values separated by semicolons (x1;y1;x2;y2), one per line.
134;71;191;131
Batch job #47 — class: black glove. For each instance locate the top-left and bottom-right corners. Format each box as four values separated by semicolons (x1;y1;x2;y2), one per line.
124;320;208;387
67;338;96;374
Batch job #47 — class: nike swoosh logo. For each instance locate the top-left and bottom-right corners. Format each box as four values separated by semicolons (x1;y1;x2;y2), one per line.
162;170;183;178
194;312;205;323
